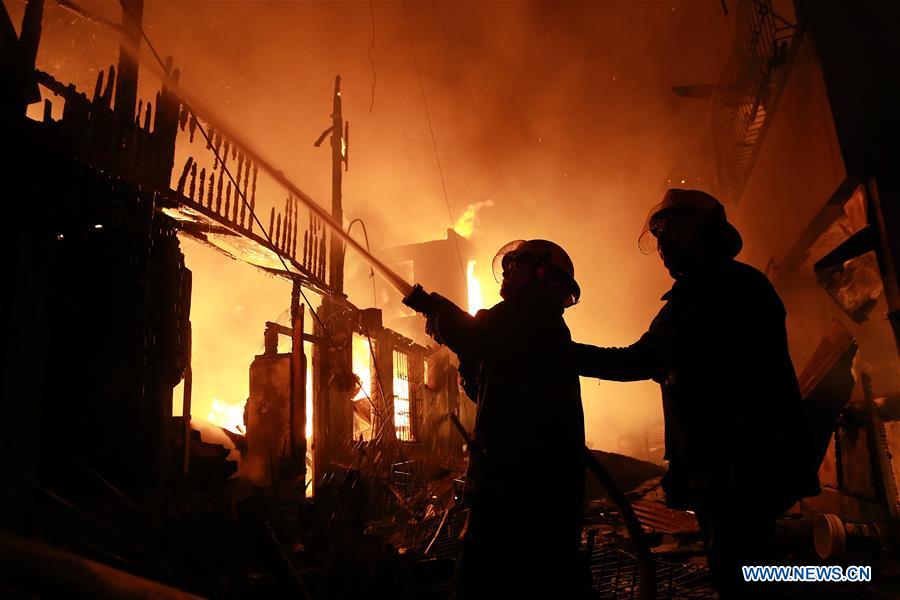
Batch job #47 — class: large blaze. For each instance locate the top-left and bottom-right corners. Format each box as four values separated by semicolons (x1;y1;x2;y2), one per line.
451;201;489;315
11;1;900;598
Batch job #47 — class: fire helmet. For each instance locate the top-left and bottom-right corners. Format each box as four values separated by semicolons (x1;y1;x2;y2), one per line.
492;239;581;307
638;188;743;257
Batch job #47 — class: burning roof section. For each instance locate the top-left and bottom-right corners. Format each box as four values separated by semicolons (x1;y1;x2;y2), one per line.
25;2;338;298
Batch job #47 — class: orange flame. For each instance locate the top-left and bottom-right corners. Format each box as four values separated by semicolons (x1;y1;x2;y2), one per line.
351;334;374;441
467;260;483;315
352;334;373;402
207;397;246;435
453;200;494;238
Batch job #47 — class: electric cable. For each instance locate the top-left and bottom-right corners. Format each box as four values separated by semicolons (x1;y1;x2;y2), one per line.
401;0;467;287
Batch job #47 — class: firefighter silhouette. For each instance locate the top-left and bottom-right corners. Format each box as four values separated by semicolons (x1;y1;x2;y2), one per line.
403;239;591;598
573;189;820;598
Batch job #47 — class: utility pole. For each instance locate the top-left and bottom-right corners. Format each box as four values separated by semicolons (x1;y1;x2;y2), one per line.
290;286;307;488
328;75;347;294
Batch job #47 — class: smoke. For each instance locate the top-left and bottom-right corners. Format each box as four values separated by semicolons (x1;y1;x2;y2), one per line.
16;0;735;455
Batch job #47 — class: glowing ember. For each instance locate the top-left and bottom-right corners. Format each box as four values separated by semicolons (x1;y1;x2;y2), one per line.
207;397;246;435
453;199;493;238
467;260;483;315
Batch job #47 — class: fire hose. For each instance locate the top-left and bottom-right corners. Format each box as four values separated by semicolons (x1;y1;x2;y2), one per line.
582;446;657;599
448;414;656;599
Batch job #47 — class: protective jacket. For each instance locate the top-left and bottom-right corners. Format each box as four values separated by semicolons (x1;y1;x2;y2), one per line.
423;293;587;596
573;260;819;510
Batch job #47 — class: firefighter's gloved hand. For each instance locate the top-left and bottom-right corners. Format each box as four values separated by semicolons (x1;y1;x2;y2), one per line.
402;284;438;316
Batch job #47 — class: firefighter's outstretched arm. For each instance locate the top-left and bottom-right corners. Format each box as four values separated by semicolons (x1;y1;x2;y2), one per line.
571;331;663;382
403;284;483;358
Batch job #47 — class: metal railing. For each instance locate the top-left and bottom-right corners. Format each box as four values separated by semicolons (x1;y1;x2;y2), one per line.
169;105;331;290
712;0;801;205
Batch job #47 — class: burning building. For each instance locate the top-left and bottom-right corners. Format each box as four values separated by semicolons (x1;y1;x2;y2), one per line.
2;1;478;595
2;0;900;598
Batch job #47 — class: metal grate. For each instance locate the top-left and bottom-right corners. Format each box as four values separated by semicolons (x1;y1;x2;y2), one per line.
393;350;414;441
712;0;801;205
588;543;715;599
415;506;715;599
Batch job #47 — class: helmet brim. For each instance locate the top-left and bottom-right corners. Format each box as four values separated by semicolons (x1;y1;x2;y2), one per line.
492;239;581;307
638;216;743;258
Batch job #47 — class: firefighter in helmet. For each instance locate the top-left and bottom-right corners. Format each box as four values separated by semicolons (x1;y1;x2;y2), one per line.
572;189;820;598
403;239;590;598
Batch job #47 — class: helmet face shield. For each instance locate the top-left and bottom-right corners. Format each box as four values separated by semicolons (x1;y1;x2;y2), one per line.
638;189;729;255
492;240;527;283
638;230;658;255
638;201;666;254
492;239;581;307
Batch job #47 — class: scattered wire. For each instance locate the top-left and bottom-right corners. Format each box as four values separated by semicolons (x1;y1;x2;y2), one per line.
346;218;377;308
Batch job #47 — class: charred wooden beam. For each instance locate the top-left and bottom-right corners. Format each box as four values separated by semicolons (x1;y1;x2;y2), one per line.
182;323;192;475
16;0;43;112
329;75;345;293
175;156;192;195
114;0;142;138
263;321;327;346
240;158;250;229
223;180;231;220
291;285;307;482
249;164;257;232
188;162;196;200
215;166;224;212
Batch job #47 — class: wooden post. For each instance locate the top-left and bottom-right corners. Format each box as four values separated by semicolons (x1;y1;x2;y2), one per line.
290;283;307;486
328;75;345;294
114;0;143;140
153;58;179;188
182;324;192;475
15;0;44;115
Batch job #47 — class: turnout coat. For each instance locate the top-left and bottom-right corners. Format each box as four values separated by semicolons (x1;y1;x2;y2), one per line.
423;294;587;596
573;260;820;511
